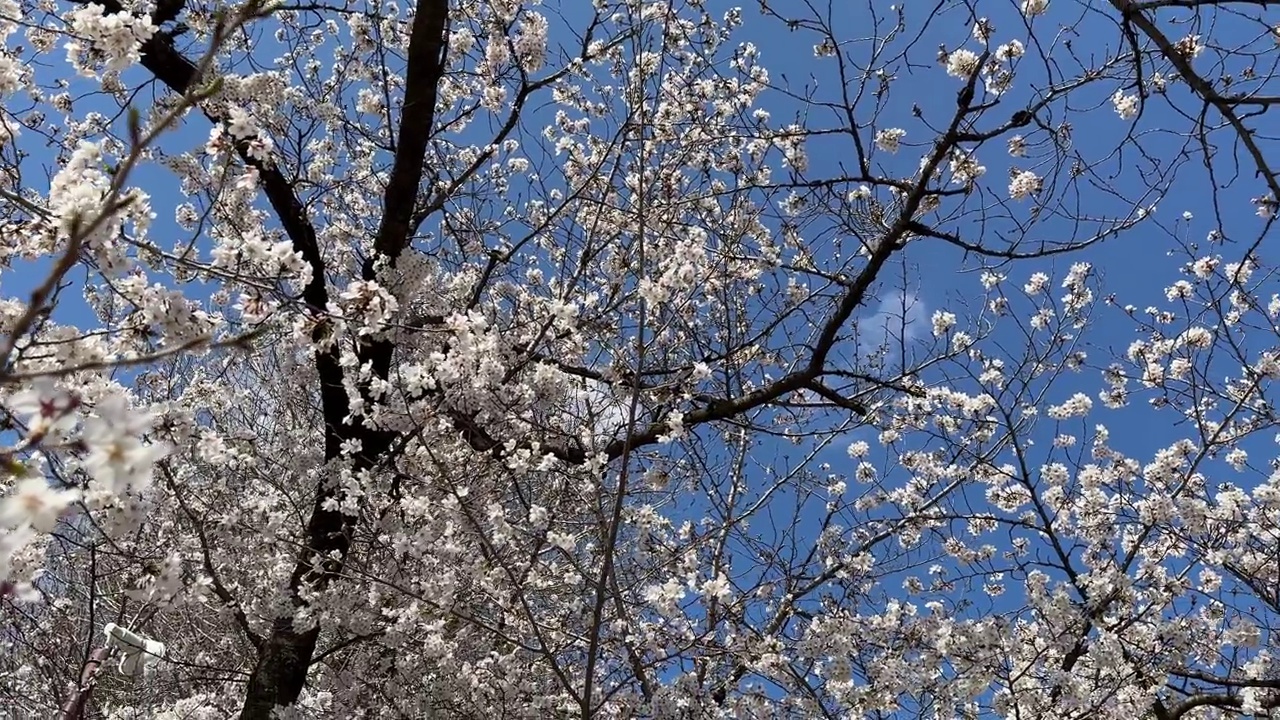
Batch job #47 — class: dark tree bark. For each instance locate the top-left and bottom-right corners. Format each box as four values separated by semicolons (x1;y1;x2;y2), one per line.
87;0;450;715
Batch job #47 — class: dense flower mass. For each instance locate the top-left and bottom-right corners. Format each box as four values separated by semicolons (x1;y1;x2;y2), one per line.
65;3;157;76
0;0;1278;718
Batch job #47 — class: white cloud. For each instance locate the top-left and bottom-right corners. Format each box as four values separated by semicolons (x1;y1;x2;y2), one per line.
859;290;929;360
565;378;634;444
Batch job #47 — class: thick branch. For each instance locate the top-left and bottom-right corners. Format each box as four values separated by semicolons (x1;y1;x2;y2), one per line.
1113;0;1280;201
369;0;449;265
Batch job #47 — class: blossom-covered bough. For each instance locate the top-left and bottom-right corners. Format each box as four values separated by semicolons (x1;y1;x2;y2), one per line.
1;0;1279;717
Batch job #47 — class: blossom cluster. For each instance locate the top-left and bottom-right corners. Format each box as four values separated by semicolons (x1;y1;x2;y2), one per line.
0;381;167;596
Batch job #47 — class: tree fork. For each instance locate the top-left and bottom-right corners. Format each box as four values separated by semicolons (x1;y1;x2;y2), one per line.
86;0;449;714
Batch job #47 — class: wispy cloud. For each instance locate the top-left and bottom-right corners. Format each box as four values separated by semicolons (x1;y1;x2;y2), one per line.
859;289;928;363
567;379;632;444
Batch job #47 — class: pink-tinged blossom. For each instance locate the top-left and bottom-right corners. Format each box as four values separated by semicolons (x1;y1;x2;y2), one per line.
946;49;981;78
47;141;111;236
875;127;905;153
0;524;34;582
1024;272;1050;295
225;107;258;140
1254;194;1277;218
0;477;78;531
81;395;169;495
1022;0;1049;16
64;5;157;76
0;52;24;97
6;380;78;437
1008;169;1042;200
513;12;549;71
1112;89;1139;119
996;40;1025;62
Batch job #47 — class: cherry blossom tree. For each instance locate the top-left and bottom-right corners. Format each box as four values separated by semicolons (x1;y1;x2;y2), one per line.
1;0;1279;717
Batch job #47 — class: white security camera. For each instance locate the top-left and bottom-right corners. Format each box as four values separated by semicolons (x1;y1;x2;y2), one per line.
102;623;166;677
